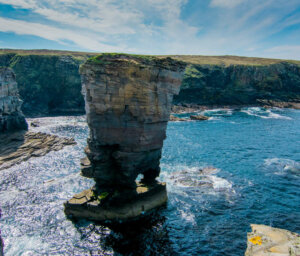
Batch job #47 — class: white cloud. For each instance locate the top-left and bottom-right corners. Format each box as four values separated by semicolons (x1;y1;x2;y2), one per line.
0;0;37;9
0;16;120;51
264;45;300;60
0;0;200;53
210;0;244;8
0;0;299;59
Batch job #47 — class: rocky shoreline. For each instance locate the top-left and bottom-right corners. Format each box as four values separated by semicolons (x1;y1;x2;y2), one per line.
246;224;300;256
171;101;300;114
0;131;76;170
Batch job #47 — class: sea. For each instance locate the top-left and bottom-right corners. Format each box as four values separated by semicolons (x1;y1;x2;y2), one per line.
0;107;299;255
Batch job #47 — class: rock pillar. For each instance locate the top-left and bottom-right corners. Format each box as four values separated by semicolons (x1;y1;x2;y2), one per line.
64;54;186;221
0;67;27;132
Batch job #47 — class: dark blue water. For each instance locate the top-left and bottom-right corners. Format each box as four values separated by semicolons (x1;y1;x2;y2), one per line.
0;107;299;255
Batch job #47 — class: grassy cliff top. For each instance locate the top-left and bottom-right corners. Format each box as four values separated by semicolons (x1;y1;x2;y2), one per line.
1;49;300;66
160;55;300;66
0;49;97;61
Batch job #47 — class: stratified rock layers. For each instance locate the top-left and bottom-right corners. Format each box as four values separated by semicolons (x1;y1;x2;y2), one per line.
0;67;27;132
65;54;185;221
80;55;186;189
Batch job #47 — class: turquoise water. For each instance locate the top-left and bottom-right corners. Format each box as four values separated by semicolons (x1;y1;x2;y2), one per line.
0;107;299;255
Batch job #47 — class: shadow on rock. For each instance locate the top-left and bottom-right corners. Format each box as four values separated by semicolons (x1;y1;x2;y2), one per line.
73;208;176;256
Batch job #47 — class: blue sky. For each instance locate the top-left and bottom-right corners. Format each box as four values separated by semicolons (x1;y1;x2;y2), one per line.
0;0;300;59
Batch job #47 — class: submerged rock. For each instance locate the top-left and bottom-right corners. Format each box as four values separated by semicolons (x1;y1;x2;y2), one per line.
65;54;186;221
190;114;209;121
0;131;76;170
245;224;300;256
0;67;27;132
30;120;40;127
169;115;186;121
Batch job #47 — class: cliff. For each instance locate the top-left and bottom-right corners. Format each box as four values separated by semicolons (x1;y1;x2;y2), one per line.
0;50;90;116
174;62;300;105
0;67;27;132
1;50;300;116
64;54;186;221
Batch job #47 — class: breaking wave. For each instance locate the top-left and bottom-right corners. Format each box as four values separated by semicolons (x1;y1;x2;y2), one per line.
264;158;300;176
240;107;292;120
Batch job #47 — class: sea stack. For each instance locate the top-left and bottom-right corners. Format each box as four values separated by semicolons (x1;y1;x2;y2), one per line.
0;67;27;132
64;54;186;221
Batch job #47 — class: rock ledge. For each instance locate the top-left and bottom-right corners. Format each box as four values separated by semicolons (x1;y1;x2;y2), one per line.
65;182;167;221
0;131;76;170
245;224;300;256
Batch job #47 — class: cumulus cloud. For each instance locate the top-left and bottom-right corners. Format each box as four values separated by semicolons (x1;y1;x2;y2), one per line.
0;0;299;59
0;0;200;53
0;16;120;51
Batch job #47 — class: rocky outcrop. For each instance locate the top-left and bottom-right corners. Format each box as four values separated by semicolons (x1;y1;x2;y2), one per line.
245;224;300;256
0;67;27;132
169;115;186;121
257;99;300;109
190;114;209;121
65;54;186;221
0;131;76;170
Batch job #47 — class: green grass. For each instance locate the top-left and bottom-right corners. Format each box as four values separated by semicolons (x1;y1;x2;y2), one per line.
87;53;155;64
158;55;300;66
0;49;97;61
1;49;300;66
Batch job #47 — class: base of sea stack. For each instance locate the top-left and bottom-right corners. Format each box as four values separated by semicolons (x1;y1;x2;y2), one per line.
64;182;167;222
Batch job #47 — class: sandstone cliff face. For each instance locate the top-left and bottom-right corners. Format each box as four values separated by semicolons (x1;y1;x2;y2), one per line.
175;62;300;105
0;53;87;116
0;67;27;132
80;54;186;189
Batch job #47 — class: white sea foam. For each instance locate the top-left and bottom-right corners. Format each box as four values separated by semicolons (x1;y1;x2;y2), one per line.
264;158;300;175
241;107;292;120
203;108;233;117
165;166;234;195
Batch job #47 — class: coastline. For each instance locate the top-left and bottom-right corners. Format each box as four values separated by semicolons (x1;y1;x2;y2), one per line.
171;101;300;114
